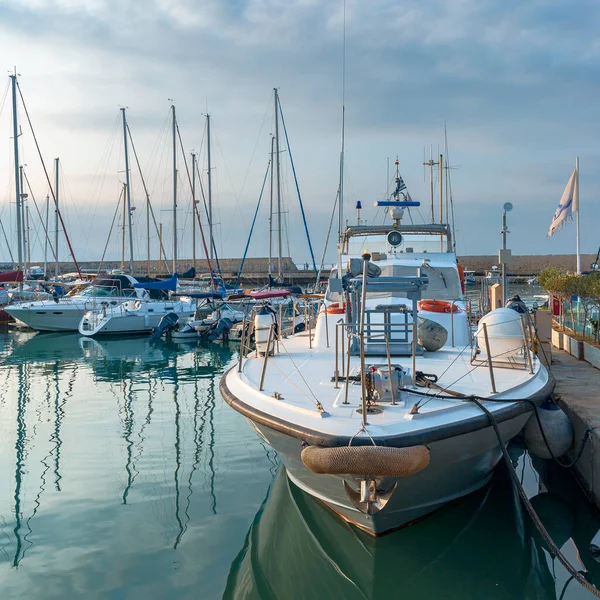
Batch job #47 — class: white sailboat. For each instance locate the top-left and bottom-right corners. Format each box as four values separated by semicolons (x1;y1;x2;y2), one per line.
221;161;552;535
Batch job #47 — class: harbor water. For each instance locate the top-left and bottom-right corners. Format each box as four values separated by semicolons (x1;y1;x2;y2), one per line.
0;327;599;599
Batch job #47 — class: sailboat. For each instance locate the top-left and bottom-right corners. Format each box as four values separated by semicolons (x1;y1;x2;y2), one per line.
221;155;552;535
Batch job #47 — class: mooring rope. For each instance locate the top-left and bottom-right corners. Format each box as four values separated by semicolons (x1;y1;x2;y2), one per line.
399;384;599;597
468;395;600;598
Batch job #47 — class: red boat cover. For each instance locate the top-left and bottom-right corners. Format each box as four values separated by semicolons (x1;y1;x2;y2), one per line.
248;289;291;300
0;270;23;283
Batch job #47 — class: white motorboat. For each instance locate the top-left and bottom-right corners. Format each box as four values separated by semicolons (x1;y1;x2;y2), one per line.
165;294;226;340
463;270;477;286
485;266;501;281
8;283;53;302
221;205;552;535
194;302;247;337
79;297;197;337
5;275;162;332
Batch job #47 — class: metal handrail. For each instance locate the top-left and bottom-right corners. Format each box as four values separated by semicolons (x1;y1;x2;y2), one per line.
481;322;497;393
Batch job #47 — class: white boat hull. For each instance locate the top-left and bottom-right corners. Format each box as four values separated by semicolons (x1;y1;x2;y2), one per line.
80;309;196;336
6;305;86;332
249;413;529;535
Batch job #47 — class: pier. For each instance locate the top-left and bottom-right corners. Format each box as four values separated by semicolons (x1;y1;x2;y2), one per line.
550;345;600;508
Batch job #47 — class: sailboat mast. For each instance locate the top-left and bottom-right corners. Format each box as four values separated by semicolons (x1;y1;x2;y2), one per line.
10;74;23;273
25;205;30;275
337;1;346;276
171;104;177;275
576;156;580;275
439;154;443;224
274;88;282;281
19;166;27;275
54;158;59;278
159;223;164;272
121;183;127;272
444;124;457;253
146;190;150;276
43;194;49;276
121;108;135;275
191;152;197;272
206;114;213;262
268;135;274;288
439;154;444;251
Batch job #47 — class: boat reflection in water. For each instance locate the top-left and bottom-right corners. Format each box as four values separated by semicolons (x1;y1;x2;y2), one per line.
225;462;557;600
1;332;235;573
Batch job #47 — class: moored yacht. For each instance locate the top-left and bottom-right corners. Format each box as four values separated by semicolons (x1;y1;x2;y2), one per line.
221;199;552;535
78;276;196;337
5;275;160;332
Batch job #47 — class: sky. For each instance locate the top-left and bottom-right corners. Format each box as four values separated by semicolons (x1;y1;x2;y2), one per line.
0;0;599;268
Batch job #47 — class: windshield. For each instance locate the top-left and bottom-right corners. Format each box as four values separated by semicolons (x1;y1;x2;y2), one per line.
346;233;450;255
79;286;136;298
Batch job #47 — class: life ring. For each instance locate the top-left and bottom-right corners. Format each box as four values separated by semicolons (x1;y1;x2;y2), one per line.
418;299;461;314
325;302;346;315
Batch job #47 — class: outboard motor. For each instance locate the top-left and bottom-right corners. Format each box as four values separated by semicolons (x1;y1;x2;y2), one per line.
505;294;528;315
206;317;234;342
152;312;179;338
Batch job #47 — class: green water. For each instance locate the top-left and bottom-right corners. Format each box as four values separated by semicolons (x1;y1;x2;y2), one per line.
0;331;598;599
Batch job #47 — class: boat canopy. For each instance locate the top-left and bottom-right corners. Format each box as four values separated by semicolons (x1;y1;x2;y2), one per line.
134;275;178;291
0;270;24;283
249;290;291;300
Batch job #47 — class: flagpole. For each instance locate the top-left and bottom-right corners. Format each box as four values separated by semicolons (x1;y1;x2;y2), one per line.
576;156;580;274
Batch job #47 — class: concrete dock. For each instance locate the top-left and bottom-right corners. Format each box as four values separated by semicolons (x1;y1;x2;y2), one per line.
550;348;600;507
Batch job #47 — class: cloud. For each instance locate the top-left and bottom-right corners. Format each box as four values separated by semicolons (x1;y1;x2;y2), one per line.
0;0;599;263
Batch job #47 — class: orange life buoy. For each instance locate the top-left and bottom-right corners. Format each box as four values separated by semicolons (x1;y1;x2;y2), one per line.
417;299;461;314
457;264;466;294
325;302;346;315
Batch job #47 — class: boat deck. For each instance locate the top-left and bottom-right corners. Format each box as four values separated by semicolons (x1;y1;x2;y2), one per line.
225;331;551;441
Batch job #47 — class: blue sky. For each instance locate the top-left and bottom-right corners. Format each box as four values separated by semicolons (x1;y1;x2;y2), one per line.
0;0;599;266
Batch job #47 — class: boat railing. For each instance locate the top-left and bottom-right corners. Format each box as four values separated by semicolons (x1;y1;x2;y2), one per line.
470;314;534;393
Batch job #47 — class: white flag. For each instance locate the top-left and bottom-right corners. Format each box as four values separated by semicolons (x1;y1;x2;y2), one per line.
547;167;578;237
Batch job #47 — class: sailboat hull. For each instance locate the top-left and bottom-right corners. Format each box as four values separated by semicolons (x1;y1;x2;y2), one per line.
248;413;530;535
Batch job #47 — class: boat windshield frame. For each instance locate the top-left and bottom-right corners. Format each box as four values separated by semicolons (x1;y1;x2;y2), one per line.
342;224;452;254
